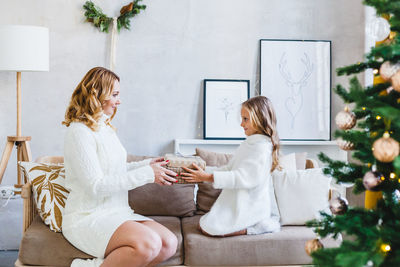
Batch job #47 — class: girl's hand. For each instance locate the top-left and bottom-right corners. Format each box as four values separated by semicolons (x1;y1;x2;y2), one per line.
181;163;213;183
151;160;177;185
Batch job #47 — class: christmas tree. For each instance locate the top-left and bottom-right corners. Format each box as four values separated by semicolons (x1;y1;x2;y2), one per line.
306;0;400;266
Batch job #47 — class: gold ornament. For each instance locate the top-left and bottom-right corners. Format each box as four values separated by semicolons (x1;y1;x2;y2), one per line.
363;171;383;191
372;132;400;162
381;243;391;253
305;239;324;256
329;197;349;215
335;106;356;130
336;138;354;151
379;61;400;80
390;70;400;92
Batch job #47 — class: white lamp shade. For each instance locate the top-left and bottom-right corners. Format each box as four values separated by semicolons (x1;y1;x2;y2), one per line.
0;25;49;71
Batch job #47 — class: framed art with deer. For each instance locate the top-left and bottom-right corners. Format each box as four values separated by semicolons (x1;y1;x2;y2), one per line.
260;39;331;141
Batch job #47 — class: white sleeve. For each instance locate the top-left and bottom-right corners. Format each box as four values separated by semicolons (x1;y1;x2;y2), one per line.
65;126;154;197
205;165;230;173
213;146;271;189
205;156;234;173
127;158;152;170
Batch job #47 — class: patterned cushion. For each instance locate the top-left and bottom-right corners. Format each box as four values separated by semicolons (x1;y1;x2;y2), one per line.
19;161;68;232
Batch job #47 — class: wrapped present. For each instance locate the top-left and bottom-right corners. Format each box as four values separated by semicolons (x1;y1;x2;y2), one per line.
164;154;206;184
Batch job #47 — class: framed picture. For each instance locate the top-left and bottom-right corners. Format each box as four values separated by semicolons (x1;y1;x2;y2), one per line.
260;39;331;141
203;79;250;140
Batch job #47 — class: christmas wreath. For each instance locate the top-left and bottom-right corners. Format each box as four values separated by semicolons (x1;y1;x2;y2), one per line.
83;0;146;33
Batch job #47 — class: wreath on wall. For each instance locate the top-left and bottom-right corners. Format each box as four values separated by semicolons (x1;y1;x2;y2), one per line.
83;0;146;33
82;0;146;70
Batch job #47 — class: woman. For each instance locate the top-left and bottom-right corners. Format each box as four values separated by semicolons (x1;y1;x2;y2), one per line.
62;67;178;267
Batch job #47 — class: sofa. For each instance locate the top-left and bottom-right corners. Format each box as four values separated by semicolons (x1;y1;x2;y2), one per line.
15;149;341;267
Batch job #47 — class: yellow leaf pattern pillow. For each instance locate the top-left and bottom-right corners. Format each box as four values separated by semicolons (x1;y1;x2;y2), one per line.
19;161;69;232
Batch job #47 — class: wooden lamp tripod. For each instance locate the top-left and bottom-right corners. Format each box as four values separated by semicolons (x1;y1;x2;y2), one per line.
0;72;33;191
0;25;49;191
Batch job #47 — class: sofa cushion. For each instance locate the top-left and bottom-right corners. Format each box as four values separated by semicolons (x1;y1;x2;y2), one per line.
19;215;183;266
129;183;196;217
19;161;68;232
272;168;332;225
181;215;341;266
279;152;308;170
19;215;92;266
195;148;232;214
127;155;197;217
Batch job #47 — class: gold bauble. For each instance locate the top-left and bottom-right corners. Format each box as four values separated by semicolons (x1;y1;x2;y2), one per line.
335;107;356;130
337;138;354;151
363;171;383;191
329;197;349;215
390;70;400;92
380;61;400;81
372;132;400;162
305;239;324;256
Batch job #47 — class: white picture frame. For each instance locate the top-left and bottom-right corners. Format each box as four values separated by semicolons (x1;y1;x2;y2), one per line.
203;79;250;140
260;39;331;141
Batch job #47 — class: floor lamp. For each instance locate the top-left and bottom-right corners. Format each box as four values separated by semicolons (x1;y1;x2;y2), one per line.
0;25;49;192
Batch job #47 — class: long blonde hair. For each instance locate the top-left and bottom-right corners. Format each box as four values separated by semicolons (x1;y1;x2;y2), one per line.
242;96;280;172
62;67;120;131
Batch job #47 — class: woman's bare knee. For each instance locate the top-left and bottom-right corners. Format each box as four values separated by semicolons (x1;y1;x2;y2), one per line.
135;231;162;262
161;232;178;258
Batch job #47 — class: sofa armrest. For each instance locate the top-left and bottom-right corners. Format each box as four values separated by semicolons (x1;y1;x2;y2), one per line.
21;182;37;233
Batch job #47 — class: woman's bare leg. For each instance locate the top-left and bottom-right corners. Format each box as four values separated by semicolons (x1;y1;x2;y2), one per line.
102;221;162;267
139;221;178;267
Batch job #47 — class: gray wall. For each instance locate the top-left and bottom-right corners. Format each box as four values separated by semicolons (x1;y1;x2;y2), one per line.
0;0;365;186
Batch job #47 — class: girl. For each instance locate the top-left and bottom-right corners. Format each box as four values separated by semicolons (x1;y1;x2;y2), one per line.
182;96;281;236
62;67;178;267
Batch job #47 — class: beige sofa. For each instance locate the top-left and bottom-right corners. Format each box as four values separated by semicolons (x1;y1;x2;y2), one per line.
15;149;340;267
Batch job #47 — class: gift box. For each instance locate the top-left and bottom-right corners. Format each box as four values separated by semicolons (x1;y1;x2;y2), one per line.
164;154;206;184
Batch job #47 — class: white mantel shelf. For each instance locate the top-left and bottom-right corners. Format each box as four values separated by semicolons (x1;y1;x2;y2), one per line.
174;139;347;165
176;139;338;146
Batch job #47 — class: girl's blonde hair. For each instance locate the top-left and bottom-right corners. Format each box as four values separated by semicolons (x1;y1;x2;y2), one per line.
62;67;120;131
242;96;280;172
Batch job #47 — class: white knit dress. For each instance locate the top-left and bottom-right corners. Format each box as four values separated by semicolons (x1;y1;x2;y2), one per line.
200;134;280;236
62;115;155;264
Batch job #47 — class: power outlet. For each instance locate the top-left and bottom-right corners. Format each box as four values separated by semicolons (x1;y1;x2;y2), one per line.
0;186;16;199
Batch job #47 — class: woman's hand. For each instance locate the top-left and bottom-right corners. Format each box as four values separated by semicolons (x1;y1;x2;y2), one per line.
151;160;177;186
150;157;165;164
181;164;213;183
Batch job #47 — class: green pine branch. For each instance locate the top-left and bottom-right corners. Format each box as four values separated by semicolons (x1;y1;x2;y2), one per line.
83;1;146;33
117;0;146;31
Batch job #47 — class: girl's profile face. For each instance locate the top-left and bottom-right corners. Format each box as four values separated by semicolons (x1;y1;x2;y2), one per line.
102;80;121;116
240;107;258;136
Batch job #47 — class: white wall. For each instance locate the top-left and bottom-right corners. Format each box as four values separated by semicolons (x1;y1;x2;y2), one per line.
0;0;365;186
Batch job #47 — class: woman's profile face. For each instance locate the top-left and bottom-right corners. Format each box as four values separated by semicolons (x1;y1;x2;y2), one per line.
102;80;121;116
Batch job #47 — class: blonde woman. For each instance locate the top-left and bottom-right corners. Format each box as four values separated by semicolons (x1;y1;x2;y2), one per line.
182;96;281;237
62;67;178;267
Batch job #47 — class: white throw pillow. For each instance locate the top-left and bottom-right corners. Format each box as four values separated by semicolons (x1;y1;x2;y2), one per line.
272;168;331;225
279;152;308;170
279;153;297;170
294;152;307;170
